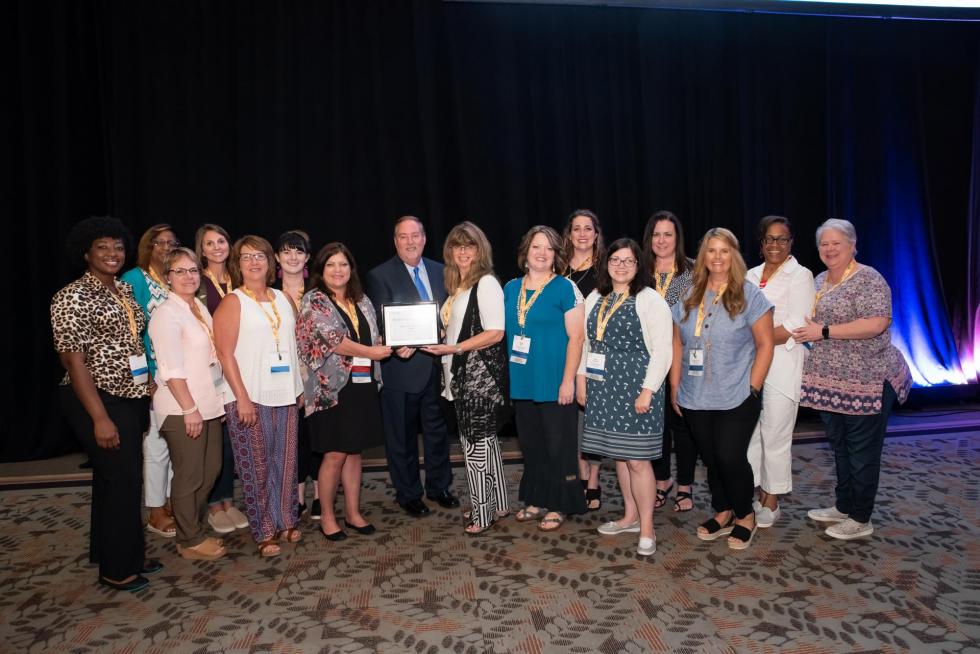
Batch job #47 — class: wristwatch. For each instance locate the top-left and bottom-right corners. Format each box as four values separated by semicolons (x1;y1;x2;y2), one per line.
822;324;830;340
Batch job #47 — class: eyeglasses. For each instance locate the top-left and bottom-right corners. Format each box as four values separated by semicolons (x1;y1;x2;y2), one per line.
152;239;180;248
239;253;268;262
169;267;200;277
452;244;476;252
762;236;791;245
608;257;638;267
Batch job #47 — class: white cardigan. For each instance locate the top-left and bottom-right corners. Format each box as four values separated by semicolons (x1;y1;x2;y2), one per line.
577;287;673;391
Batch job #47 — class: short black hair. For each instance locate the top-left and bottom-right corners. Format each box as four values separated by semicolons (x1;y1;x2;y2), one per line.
66;216;133;271
756;215;793;242
276;230;311;253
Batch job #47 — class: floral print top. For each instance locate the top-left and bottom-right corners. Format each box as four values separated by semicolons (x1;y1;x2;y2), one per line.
800;265;912;415
295;289;382;417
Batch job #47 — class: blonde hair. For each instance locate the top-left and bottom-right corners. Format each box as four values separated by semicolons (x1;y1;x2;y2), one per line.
443;221;495;294
682;227;748;320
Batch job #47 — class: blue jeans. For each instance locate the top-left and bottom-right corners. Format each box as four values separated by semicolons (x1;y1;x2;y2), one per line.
819;382;897;523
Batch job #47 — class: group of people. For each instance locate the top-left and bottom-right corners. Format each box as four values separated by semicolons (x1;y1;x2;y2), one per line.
51;209;911;591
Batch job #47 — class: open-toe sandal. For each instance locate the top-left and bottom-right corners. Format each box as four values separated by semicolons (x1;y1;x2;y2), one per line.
277;528;301;543
538;513;565;532
585;487;602;512
728;523;757;550
257;540;281;557
464;520;493;535
673;491;694;513
697;515;735;541
515;506;545;522
654;482;675;510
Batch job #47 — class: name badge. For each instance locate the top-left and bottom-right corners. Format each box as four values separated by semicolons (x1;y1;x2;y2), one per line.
585;352;606;381
688;349;704;377
351;356;372;384
209;361;225;389
510;335;531;365
129;354;149;385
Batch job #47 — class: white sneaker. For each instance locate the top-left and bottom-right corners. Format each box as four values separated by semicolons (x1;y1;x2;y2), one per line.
807;506;849;523
756;506;781;528
637;537;657;556
597;520;641;535
752;499;762;513
225;506;250;530
208;510;237;534
825;518;873;540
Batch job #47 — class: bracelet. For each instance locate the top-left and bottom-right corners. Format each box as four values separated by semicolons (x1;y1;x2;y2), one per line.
181;405;199;415
455;345;464;355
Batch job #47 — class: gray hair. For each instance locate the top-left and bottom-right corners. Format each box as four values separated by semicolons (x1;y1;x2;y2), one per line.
816;218;857;247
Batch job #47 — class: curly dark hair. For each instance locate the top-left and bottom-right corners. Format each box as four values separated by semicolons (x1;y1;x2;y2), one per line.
65;216;134;271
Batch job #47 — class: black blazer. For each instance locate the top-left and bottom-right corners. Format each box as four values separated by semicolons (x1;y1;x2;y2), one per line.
365;255;447;393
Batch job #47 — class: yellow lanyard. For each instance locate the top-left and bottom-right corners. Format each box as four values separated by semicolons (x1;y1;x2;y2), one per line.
241;287;282;348
147;266;168;290
188;299;216;351
694;284;727;338
812;260;857;316
759;257;790;289
595;291;630;341
565;257;592;278
654;266;675;298
335;297;361;339
441;291;460;328
517;274;554;330
107;286;140;344
204;269;228;298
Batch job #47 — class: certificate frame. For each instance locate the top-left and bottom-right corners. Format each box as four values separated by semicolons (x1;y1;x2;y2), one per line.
381;301;440;347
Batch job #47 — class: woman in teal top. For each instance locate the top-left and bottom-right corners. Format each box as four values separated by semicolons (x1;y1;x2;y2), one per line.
504;226;586;531
121;223;180;539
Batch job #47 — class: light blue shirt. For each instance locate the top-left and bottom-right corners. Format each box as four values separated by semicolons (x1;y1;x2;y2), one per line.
672;281;773;411
403;260;433;301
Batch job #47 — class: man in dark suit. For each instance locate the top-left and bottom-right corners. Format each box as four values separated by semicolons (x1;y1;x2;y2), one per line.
365;215;458;516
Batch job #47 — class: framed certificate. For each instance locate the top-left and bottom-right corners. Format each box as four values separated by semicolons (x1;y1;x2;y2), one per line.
381;302;440;347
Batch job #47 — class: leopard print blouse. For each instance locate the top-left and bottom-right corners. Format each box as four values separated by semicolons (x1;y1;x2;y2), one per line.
50;272;150;399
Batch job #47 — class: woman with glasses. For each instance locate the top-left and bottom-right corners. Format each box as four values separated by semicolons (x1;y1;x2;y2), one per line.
505;226;586;532
642;210;697;514
422;222;509;535
670;228;774;550
744;217;814;529
214;236;304;557
148;248;227;560
193;223;250;536
122;224;180;539
576;238;672;556
52;217;157;591
561;210;605;511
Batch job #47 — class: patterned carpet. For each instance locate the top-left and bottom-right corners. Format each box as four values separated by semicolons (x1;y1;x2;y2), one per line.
0;433;977;654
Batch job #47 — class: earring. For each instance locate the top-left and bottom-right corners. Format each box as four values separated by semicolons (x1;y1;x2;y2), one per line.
277;266;283;279
303;266;309;279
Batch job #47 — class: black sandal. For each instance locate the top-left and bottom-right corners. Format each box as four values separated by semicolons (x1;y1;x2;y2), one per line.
697;515;735;541
585;487;601;511
728;523;757;550
655;482;675;509
673;491;693;513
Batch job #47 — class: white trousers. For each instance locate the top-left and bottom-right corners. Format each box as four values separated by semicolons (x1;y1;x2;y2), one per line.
747;386;797;495
143;410;173;507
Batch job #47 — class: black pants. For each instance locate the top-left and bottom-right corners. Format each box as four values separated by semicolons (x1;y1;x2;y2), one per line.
683;394;761;519
207;421;235;505
60;385;148;581
821;382;896;523
514;400;586;515
379;368;453;504
652;383;698;485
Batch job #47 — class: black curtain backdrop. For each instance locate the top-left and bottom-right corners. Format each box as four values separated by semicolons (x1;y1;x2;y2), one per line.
7;1;979;461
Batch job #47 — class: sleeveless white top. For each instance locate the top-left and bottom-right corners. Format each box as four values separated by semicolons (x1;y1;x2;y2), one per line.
232;288;302;407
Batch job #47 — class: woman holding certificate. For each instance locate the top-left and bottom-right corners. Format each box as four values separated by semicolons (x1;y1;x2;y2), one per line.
213;235;303;557
296;242;390;541
422;222;509;535
504;226;586;531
